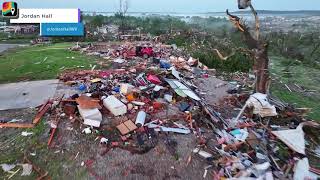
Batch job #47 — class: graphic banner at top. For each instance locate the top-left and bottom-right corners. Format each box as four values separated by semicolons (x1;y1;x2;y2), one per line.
10;8;80;23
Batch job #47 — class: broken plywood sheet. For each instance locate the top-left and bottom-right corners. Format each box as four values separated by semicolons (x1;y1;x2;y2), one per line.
272;124;305;155
116;120;137;135
0;79;59;110
76;95;101;109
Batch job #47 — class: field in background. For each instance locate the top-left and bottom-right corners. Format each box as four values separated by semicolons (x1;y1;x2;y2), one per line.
270;56;320;120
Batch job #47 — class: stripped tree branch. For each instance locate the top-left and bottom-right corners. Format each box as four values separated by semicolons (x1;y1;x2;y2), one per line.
226;10;257;49
226;9;246;32
213;49;235;60
213;48;254;61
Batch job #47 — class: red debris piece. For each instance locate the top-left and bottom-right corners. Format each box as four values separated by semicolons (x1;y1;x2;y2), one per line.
147;74;161;84
76;95;101;109
111;142;120;147
33;101;52;124
141;47;153;57
152;101;163;110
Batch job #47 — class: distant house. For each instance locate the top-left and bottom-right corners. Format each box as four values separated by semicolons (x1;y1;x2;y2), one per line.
97;24;119;35
0;25;37;34
31;37;51;45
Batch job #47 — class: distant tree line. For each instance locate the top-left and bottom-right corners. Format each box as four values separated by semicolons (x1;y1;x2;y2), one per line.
57;14;320;71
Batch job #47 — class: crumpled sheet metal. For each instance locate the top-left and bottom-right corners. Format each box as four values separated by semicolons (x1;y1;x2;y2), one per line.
164;78;200;101
147;123;191;134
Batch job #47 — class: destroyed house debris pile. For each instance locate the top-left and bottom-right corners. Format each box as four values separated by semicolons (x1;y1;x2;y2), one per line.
2;41;319;179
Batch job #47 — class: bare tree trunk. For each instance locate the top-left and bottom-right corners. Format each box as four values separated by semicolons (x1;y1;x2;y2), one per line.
118;0;129;38
254;43;270;94
224;6;270;94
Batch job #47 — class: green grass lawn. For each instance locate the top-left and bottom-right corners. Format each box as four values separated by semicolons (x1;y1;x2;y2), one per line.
0;118;88;180
270;56;320;121
0;43;100;83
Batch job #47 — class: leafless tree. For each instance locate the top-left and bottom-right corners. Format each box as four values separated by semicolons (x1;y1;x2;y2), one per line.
118;0;129;36
119;0;129;16
215;1;270;94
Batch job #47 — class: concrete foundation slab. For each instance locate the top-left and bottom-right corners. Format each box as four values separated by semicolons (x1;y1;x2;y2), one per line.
0;79;59;110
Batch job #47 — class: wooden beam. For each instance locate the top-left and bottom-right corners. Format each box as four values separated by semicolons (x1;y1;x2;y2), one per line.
0;123;34;128
33;103;51;124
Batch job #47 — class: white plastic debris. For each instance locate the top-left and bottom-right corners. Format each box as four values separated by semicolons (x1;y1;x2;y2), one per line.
1;164;16;172
272;124;305;155
50;122;58;128
91;65;96;71
135;111;147;127
193;148;213;159
203;169;208;178
21;164;32;176
8;119;23;123
153;85;164;92
103;95;127;116
246;93;277;117
82;127;92;134
113;58;126;64
120;83;134;95
164;94;173;102
21;131;33;137
127;103;133;110
170;67;181;80
77;106;102;128
187;57;198;66
253;162;271;177
265;171;274;180
100;137;109;144
131;101;145;106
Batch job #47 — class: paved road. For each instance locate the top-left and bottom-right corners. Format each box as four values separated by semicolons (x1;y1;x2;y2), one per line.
0;44;26;53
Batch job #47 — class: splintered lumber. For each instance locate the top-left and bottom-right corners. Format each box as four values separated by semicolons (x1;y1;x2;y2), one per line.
33;102;52;124
48;115;60;147
0;123;34;128
0;100;52;129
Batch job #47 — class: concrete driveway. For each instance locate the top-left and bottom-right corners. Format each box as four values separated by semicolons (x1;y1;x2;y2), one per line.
0;79;59;110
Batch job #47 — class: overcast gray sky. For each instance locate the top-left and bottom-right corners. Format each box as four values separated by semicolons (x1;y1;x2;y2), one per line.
15;0;320;12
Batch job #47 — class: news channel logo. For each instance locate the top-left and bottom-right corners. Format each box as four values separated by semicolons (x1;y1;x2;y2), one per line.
2;2;18;18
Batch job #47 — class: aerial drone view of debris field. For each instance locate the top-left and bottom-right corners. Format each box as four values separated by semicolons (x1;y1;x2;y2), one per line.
0;0;320;179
